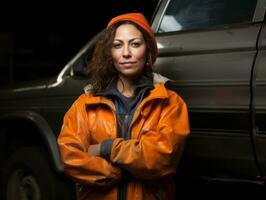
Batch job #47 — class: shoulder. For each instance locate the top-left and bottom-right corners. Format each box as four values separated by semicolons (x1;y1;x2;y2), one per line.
153;81;184;99
73;93;92;105
64;93;98;120
66;93;95;112
154;82;187;107
152;73;186;103
167;89;187;109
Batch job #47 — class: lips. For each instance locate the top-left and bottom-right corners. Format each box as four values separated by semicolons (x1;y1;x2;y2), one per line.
120;61;137;67
120;61;136;64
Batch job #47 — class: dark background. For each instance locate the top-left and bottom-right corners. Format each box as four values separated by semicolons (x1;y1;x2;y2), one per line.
0;0;157;88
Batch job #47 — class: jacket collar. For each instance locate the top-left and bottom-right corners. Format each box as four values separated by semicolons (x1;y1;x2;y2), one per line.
84;82;168;102
83;73;170;107
138;83;169;111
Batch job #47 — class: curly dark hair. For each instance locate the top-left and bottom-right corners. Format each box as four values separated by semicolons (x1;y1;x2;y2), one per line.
87;21;156;95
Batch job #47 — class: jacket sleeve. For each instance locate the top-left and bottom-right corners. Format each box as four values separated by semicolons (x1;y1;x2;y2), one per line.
110;92;190;179
57;97;122;186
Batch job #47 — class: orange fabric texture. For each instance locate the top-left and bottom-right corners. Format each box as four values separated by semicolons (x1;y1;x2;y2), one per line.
57;83;190;200
107;13;158;64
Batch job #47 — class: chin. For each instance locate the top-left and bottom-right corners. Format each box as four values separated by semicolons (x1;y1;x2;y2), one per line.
122;70;142;77
124;67;144;74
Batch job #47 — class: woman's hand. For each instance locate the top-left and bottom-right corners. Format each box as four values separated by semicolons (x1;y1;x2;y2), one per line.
88;144;101;157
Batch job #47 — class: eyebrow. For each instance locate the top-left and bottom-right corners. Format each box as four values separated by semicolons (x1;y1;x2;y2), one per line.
113;38;144;43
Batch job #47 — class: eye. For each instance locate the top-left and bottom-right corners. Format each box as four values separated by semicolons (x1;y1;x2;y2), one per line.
131;42;141;48
113;42;122;49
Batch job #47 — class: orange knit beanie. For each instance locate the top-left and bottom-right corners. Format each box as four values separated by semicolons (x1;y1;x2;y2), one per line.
107;13;158;64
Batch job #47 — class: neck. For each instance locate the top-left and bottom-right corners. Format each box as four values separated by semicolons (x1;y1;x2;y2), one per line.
117;76;138;97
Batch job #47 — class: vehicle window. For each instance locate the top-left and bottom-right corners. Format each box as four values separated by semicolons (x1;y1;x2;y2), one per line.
71;45;95;77
158;0;257;32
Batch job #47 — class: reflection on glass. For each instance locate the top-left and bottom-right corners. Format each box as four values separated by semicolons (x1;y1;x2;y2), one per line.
160;15;183;32
158;0;257;33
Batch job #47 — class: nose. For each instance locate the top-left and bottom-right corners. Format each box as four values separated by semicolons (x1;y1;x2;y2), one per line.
122;45;131;58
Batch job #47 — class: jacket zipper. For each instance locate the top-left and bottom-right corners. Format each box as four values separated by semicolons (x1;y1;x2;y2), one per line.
101;100;127;200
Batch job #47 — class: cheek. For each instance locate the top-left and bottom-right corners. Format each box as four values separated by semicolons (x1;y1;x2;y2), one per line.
111;51;120;70
134;48;146;62
111;50;120;64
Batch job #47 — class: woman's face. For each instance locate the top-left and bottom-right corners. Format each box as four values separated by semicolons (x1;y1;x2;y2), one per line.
111;24;147;79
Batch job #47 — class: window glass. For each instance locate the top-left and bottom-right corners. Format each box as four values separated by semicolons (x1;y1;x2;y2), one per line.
159;0;257;32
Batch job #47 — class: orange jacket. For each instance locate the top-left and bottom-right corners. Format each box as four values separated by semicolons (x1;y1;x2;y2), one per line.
57;83;190;200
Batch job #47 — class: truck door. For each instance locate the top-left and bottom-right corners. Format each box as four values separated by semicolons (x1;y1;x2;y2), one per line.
152;0;265;182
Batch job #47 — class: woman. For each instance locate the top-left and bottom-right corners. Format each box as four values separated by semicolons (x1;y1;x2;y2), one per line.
57;13;190;200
